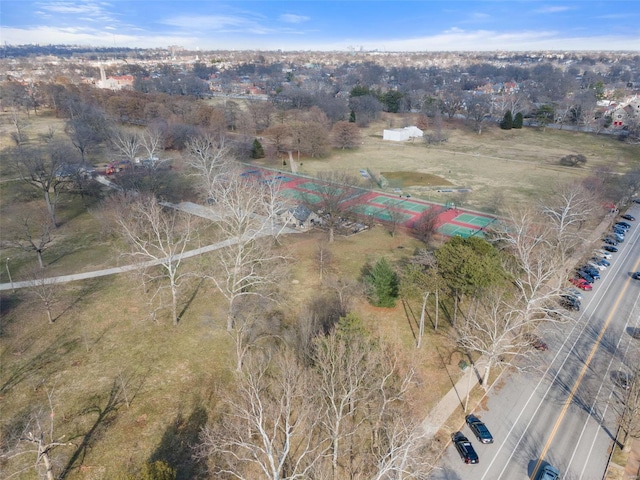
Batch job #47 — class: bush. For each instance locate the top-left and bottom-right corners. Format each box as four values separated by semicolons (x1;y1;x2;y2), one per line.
513;112;523;129
363;257;399;308
559;154;587;167
500;110;513;130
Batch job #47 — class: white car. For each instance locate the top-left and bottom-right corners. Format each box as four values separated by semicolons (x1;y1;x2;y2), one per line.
594;250;612;259
587;261;606;271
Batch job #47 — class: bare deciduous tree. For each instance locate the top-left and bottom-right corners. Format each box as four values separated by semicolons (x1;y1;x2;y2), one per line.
110;127;141;163
13;140;79;227
331;121;362;149
310;171;359;243
139;124;165;161
5;212;54;268
184;133;234;202
540;181;596;265
28;268;59;324
488;206;568;324
107;192;198;326
202;167;291;331
199;348;323;479
1;388;72;480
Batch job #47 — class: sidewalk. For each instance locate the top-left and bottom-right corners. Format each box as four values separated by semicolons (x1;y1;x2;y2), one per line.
421;358;488;438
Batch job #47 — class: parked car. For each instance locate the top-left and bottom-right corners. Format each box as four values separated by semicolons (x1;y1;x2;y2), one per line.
615;222;631;229
609;233;624;243
465;414;494;444
523;333;548;351
612;228;626;237
629;328;640;339
603;245;618;253
579;266;600;279
563;287;584;300
452;432;479;464
592;257;610;267
569;278;592;291
594;250;612;259
588;261;606;271
576;270;595;284
621;214;635;221
538;464;560;480
603;237;619;246
632;272;640;280
634;198;640;204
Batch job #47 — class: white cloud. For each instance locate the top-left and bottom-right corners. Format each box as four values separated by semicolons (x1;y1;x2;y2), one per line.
534;5;573;14
279;14;310;24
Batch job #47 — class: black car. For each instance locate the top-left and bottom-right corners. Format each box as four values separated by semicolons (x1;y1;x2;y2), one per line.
603;245;618;253
603;237;618;246
452;432;479;464
632;272;640;280
621;214;635;221
576;270;594;284
579;266;600;280
615;222;631;229
612;228;626;236
465;414;494;444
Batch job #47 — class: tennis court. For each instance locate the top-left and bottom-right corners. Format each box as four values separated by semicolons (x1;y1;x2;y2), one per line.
437;223;485;238
297;181;344;195
453;213;495;227
369;195;432;213
280;189;322;204
352;204;413;223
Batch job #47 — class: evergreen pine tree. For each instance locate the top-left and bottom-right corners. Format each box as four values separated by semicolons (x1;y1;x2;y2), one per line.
365;257;399;308
349;110;356;123
513;112;523;129
251;138;265;159
500;110;513;130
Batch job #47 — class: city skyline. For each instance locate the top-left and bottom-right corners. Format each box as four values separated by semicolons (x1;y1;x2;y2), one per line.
1;0;639;52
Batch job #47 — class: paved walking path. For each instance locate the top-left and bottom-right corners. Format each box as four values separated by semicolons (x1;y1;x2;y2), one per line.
420;357;489;438
0;202;300;291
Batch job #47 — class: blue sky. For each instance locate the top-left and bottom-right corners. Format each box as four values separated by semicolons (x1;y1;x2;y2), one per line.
1;1;639;51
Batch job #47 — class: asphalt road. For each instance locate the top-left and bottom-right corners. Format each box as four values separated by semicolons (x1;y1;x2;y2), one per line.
432;205;640;480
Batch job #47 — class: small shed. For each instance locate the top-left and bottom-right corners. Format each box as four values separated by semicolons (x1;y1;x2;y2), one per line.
383;126;423;142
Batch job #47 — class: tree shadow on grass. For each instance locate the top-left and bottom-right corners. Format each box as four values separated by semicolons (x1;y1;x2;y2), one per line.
177;277;205;324
59;370;147;479
149;405;209;480
59;379;125;479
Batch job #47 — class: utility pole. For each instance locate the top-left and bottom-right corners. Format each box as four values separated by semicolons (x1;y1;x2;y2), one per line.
6;257;15;292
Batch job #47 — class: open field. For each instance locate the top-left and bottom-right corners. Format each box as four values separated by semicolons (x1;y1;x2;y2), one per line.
255;114;639;212
1;108;638;478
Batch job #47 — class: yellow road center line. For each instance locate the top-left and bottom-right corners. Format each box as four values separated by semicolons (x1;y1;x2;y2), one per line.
530;258;640;479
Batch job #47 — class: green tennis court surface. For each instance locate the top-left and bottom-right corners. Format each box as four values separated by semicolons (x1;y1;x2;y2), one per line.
352;205;412;223
437;223;484;238
297;182;344;195
281;189;322;204
453;213;495;227
369;195;431;213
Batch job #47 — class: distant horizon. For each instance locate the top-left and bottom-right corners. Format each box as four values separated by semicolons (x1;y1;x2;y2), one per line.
2;44;639;54
1;1;639;52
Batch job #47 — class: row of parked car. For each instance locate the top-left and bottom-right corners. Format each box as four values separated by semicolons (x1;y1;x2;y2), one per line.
452;415;560;478
565;214;635;304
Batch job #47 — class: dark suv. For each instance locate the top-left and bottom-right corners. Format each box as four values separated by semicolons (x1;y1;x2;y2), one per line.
465;414;494;444
452;432;479;464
